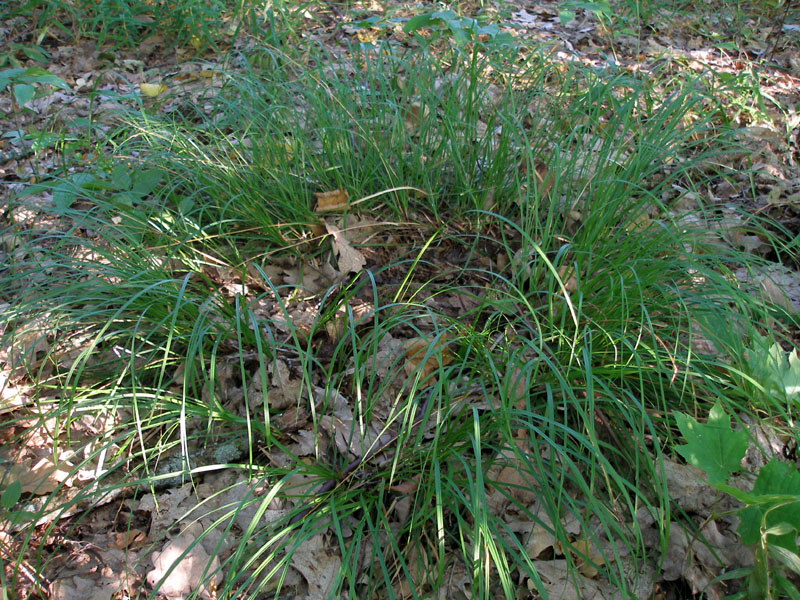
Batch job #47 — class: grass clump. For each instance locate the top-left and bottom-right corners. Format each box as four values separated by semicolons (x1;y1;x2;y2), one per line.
1;13;795;600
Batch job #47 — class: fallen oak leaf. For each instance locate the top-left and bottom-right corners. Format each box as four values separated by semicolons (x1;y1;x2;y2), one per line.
403;334;454;380
325;221;366;274
324;299;374;342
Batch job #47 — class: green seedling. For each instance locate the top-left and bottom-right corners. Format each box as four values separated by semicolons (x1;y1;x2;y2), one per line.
742;334;800;412
0;67;70;110
674;398;800;599
403;10;515;50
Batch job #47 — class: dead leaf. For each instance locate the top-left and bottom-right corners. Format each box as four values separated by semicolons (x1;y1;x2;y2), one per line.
324;299;374;342
402;334;454;380
138;485;193;538
525;512;557;559
325;221;366;273
268;360;301;410
291;533;341;598
735;265;800;316
760;275;795;314
495;461;539;504
7;314;53;374
569;537;604;578
314;189;349;211
394;544;430;599
51;574;137;600
8;456;73;495
109;529;147;550
389;476;420;495
140;83;167;97
146;532;221;599
339;214;380;243
532;159;555;197
557;264;578;294
403;100;430;133
530;559;608;599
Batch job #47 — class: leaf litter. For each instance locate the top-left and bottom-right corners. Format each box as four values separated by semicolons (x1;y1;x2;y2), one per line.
2;0;800;598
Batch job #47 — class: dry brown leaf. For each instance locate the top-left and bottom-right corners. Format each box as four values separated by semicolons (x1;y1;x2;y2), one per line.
402;334;454;380
532;159;555;197
394;544;430;599
525;512;557;559
529;560;607;599
314;189;349;211
109;529;147;550
8;456;73;495
389;476;420;495
566;209;583;234
324;300;374;342
317;386;359;458
340;214;381;243
146;532;222;599
403;100;430;133
495;462;538;504
556;264;578;294
7;315;53;374
51;574;138;600
325;221;366;273
570;537;604;578
291;533;341;599
761;275;795;314
267;360;302;410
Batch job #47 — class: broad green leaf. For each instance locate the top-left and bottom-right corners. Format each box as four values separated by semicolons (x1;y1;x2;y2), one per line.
179;197;195;213
354;16;381;28
450;27;469;47
13;82;35;106
1;480;21;509
568;0;613;17
111;191;138;206
478;23;499;37
132;168;163;197
787;349;800;398
19;67;70;90
674;399;748;485
110;164;132;190
738;459;800;551
0;67;24;91
770;545;800;576
744;334;800;406
28;131;60;151
403;14;437;34
492;32;517;49
558;9;576;24
715;482;800;506
53;182;78;212
22;46;49;63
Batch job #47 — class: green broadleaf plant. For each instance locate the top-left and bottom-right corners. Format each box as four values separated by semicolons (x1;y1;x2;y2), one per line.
0;67;70;110
674;398;749;485
674;399;800;599
743;334;800;410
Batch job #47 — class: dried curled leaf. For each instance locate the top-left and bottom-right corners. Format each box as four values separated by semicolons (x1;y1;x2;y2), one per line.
403;334;454;380
140;82;167;97
325;221;366;274
315;189;349;211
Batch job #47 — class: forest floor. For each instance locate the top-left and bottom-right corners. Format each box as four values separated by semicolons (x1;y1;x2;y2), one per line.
1;1;800;599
